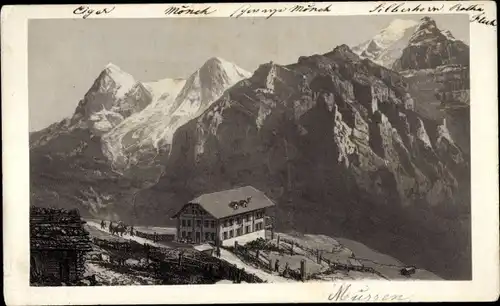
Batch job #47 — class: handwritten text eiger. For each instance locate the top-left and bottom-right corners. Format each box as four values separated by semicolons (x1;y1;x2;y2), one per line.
73;6;115;19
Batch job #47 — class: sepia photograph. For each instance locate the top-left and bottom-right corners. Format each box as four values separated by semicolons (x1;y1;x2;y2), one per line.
28;14;471;286
2;2;498;304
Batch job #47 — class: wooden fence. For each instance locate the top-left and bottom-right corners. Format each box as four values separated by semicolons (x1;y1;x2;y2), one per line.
147;246;265;284
92;237;265;284
134;230;175;243
226;244;306;282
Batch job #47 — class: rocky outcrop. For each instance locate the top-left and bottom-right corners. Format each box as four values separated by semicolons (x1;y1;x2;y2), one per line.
72;64;153;136
30;64;156;220
396;17;470;155
392;17;469;71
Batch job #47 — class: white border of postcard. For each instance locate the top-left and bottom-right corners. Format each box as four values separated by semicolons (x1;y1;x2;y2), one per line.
2;2;498;304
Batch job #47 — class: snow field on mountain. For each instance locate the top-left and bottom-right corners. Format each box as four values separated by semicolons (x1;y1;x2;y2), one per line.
352;19;419;67
104;63;138;99
99;58;251;168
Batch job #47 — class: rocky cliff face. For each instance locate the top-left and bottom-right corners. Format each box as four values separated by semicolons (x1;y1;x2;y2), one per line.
396;17;470;155
72;63;153;136
139;44;470;279
29;64;151;220
392;17;469;71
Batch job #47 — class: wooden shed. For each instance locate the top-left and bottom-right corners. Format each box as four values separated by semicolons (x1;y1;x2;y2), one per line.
30;206;92;286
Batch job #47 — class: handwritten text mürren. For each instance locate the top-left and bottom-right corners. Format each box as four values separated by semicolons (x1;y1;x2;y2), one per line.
328;284;411;302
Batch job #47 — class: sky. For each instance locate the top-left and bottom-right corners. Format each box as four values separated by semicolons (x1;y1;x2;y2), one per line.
28;15;469;132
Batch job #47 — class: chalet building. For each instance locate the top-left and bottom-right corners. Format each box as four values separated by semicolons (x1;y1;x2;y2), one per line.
172;186;275;245
30;206;92;286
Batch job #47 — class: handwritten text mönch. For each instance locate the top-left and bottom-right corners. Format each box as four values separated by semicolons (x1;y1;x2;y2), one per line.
164;5;216;16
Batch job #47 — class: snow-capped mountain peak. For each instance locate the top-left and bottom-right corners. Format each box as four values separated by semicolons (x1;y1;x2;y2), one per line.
407;17;444;46
441;30;456;41
352;19;419;68
392;16;469;71
386;19;419;31
100;63;137;99
376;19;419;48
71;62;152;136
101;56;251;169
198;56;252;86
174;56;251;115
105;62;121;70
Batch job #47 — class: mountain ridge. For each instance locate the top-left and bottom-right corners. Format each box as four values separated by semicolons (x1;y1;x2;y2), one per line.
101;56;251;171
134;43;469;279
30;19;470;280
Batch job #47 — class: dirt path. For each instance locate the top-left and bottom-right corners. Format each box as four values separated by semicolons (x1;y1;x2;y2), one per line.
86;220;169;248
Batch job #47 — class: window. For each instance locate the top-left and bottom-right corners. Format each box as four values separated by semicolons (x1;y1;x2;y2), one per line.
246;214;251;222
211;221;216;228
229;219;234;226
188;231;192;239
205;232;210;241
237;217;242;225
204;220;209;227
224;220;228;227
223;232;228;240
256;210;264;219
245;225;250;234
255;223;262;231
182;231;186;238
229;230;234;238
211;233;215;241
196;219;202;227
236;228;242;236
181;219;186;227
187;220;192;227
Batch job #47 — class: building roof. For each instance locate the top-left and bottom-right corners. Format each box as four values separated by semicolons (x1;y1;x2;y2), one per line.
30;206;92;251
173;186;275;219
